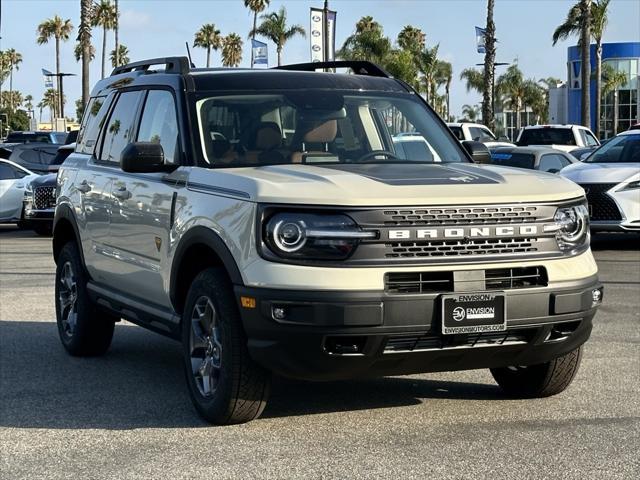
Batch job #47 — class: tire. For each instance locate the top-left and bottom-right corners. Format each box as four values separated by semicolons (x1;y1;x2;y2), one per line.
55;241;117;356
491;346;583;398
33;223;52;236
182;268;270;425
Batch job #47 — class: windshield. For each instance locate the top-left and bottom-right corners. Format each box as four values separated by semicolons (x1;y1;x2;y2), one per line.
518;128;575;146
490;152;535;169
195;91;467;167
585;134;640;163
6;132;52;143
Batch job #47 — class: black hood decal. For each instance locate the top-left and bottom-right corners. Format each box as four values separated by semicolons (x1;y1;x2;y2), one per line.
320;163;501;186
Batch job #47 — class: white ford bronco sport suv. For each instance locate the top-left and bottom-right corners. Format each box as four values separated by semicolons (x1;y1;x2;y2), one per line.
53;58;602;424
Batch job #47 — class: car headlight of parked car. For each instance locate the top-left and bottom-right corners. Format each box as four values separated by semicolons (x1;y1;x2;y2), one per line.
263;212;376;261
548;203;590;253
619;180;640;191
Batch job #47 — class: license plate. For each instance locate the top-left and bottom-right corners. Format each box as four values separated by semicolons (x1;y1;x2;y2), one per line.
441;292;506;334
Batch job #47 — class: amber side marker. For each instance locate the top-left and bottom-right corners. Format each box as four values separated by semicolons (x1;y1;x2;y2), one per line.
240;296;256;309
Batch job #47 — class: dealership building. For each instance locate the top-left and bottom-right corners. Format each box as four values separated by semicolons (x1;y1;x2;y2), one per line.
553;41;640;139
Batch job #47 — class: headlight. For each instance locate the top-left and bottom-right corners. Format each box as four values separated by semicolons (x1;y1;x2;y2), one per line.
620;180;640;191
551;203;590;252
263;212;376;260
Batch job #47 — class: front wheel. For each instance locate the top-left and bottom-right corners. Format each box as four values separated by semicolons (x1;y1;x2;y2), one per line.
182;268;270;425
490;346;583;398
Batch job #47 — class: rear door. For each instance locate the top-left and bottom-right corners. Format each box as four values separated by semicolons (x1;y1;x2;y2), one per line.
106;89;180;306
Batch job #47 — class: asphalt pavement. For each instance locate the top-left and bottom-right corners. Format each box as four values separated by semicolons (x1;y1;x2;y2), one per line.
1;226;638;479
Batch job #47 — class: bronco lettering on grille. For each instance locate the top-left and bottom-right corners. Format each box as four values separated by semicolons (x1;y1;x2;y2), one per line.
388;225;539;240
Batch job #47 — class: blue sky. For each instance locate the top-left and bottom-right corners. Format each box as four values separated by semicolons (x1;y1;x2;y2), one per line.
2;0;639;120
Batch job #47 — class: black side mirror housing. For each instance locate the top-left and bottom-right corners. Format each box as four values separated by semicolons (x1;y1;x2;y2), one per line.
120;142;168;173
462;140;492;164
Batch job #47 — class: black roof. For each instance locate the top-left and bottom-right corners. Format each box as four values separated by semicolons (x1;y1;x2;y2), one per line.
91;57;409;96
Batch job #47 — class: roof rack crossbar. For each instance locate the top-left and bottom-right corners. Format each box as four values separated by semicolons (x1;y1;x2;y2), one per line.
274;61;390;78
111;56;191;76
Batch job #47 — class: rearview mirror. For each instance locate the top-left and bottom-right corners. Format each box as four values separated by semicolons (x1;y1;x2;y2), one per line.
461;140;492;164
120;142;168;173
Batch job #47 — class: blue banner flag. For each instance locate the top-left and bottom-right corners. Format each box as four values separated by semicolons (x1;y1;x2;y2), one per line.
252;39;268;66
42;68;54;88
475;26;486;54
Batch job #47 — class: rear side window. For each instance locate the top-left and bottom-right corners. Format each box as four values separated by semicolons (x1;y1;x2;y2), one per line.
136;90;179;164
518;128;575;146
77;96;113;155
539;154;570;172
99;91;143;163
449;126;464;141
0;163;16;179
469;126;495;142
490;152;536;169
582;130;599;147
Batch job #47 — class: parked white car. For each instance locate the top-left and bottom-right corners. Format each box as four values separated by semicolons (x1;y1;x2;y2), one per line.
0;159;39;225
516;124;600;153
447;122;513;149
561;130;640;232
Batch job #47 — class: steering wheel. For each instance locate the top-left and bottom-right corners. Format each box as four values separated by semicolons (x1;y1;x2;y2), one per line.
356;150;399;162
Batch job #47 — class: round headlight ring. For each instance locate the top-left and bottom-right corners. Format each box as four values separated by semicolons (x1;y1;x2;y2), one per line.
555;205;589;248
272;220;307;253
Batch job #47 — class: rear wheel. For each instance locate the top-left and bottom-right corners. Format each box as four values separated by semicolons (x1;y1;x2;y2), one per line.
55;242;117;356
182;268;270;424
491;346;583;398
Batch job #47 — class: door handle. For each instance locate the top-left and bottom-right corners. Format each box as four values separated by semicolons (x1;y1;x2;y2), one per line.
113;186;131;200
77;180;91;193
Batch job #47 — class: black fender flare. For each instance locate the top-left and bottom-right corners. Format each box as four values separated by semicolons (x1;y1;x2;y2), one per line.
169;226;244;308
52;204;85;266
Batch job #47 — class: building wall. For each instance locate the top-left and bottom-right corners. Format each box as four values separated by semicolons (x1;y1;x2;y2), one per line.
549;84;568;124
567;42;640;138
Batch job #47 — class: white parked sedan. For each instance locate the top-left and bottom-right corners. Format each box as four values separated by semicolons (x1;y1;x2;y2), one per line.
0;159;39;225
561;130;640;232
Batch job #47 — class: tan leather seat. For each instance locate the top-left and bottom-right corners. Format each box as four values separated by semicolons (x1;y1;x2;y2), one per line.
291;120;338;163
244;122;284;165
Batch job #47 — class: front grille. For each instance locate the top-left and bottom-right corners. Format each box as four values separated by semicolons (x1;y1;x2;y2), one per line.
33;186;56;210
385;237;538;259
384;328;535;352
381;206;538;226
385;266;547;294
581;183;622;221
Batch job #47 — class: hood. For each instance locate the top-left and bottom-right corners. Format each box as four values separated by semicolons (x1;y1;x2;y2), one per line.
29;173;57;188
561;162;640;184
185;162;585;206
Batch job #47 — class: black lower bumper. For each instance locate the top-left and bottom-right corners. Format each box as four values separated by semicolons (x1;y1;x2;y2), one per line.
235;276;601;381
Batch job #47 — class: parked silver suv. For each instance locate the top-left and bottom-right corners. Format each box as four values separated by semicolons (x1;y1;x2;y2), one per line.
53;58;602;424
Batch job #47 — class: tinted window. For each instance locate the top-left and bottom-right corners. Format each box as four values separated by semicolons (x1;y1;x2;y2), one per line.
449;126;464;140
5;132;51;143
100;91;143;163
490;152;536;169
137;90;179;164
539;154;569;172
0;163;16;179
518;128;575;146
586;134;640;163
77;95;112;155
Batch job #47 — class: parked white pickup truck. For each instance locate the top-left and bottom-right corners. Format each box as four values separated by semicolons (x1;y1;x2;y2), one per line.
516;125;600;153
447;122;514;149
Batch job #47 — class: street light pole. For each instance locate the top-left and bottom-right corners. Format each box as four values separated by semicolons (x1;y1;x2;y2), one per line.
323;0;329;63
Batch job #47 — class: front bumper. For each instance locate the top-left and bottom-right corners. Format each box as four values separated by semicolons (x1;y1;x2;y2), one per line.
235;276;602;381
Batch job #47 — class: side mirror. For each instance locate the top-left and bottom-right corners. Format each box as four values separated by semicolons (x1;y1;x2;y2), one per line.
462;140;492;164
547;168;560;174
120;142;168;173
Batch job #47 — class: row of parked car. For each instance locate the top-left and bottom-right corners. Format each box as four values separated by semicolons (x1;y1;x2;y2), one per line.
0;130;76;235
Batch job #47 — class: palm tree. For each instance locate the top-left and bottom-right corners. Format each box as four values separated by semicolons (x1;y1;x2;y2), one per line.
417;44;440;102
92;0;117;79
4;49;22;112
435;60;453;120
482;0;497;131
193;24;222;68
397;25;425;53
36;100;44;124
110;44;129;67
553;0;609;136
222;34;243;67
74;42;96;62
497;64;526;132
462;104;481;122
339;17;390;64
244;0;270;67
37;15;73;117
79;0;93;107
114;0;120;69
460;68;485;97
42;88;60;126
250;6;306;66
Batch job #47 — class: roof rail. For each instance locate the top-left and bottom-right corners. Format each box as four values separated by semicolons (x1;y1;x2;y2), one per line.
274;61;390;78
111;56;191;76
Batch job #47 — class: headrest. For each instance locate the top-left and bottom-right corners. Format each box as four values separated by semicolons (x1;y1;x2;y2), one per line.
304;120;337;143
254;122;282;150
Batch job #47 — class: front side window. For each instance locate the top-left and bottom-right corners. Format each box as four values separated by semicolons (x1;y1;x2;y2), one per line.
539;154;569;173
137;90;180;164
448;126;464;141
77;95;112;155
586;134;640;163
469;126;496;142
583;130;599;147
99;91;143;163
489;152;535;169
0;163;16;180
195;91;467;167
